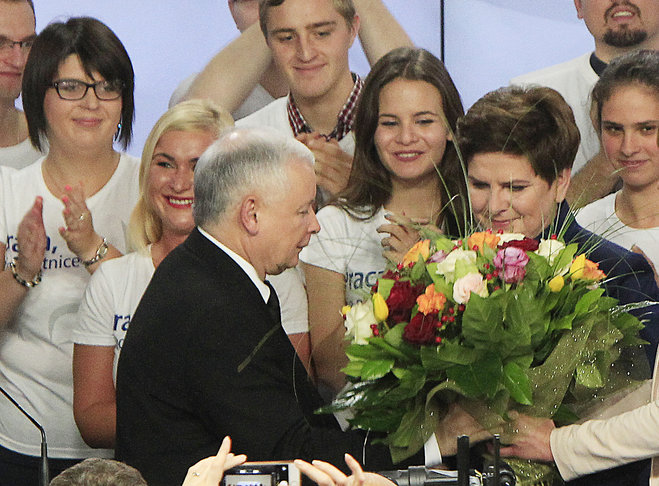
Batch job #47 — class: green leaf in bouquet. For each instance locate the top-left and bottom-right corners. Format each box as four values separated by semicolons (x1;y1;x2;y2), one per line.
509;354;534;369
388;366;427;401
421;340;479;371
445;352;503;399
576;360;604;388
383;322;407;349
370;335;416;362
318;380;389;413
505;287;545;352
503;361;533;405
342;360;365;378
434;236;455;253
549;313;575;332
360;359;395;380
411;257;427;281
346;342;393;361
525;251;552;282
461;292;504;349
426;263;453;296
348;407;406;432
388;395;440;463
453;257;479;280
377;278;395;301
552;242;578;275
574;288;605;316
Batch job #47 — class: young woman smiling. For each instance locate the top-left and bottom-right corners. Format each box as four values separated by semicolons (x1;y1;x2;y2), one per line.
299;47;467;396
577;49;659;271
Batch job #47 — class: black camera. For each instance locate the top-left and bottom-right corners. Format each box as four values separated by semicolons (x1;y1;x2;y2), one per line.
223;462;301;486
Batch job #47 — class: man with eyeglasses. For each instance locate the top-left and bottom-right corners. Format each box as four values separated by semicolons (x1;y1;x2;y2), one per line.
0;0;41;169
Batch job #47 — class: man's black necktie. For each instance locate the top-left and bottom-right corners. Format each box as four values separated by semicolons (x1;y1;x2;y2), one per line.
264;280;281;326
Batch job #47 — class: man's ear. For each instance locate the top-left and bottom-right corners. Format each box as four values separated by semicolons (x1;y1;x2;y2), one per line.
574;0;585;20
554;168;572;203
349;14;360;47
240;196;260;235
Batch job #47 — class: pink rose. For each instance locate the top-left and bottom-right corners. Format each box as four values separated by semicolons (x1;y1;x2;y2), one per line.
452;272;488;304
493;247;529;284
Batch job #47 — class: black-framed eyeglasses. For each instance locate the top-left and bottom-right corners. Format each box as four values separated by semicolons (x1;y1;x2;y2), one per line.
49;79;125;101
0;36;36;53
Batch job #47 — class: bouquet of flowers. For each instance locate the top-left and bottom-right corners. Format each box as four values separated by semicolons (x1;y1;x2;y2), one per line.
322;230;648;473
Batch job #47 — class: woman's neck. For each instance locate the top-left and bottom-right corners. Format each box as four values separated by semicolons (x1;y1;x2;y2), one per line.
616;184;659;229
151;232;189;268
42;145;120;198
385;178;443;222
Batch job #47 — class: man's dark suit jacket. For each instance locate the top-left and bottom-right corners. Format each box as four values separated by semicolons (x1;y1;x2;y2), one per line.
115;228;416;486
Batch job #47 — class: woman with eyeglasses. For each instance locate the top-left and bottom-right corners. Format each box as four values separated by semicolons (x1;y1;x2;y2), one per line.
0;17;138;483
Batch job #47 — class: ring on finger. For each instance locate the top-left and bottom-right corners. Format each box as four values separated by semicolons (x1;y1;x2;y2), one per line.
192;472;200;477
78;213;86;222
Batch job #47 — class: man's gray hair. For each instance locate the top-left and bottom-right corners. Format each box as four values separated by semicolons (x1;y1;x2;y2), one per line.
193;127;315;227
49;458;147;486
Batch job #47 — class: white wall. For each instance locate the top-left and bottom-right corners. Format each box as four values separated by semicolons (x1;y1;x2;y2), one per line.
32;0;593;157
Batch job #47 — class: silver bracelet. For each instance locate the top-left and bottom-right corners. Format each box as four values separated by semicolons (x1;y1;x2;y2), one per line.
9;257;42;288
82;238;109;268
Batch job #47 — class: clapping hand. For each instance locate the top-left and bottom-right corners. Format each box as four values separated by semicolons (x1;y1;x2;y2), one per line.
296;132;353;198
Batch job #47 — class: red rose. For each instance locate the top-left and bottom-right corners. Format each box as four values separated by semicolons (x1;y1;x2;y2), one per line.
403;313;438;345
386;280;423;324
500;237;539;252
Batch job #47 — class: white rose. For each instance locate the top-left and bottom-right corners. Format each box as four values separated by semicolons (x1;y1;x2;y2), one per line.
535;239;566;265
435;248;477;280
497;232;527;244
344;300;377;345
452;272;489;304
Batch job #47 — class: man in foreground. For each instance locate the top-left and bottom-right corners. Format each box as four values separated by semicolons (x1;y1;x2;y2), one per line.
114;127;426;486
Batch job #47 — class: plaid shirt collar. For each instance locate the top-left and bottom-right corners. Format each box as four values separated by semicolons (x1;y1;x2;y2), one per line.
287;73;363;141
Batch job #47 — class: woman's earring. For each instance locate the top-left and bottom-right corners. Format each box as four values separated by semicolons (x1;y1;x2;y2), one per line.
114;122;122;142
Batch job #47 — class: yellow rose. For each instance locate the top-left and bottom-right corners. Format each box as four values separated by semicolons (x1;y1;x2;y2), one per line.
570;254;606;281
548;275;564;292
372;292;389;322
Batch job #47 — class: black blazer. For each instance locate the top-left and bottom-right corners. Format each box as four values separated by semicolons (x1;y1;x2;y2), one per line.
116;229;415;486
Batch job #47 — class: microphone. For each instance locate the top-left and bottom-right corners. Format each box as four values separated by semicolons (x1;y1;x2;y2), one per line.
0;384;49;486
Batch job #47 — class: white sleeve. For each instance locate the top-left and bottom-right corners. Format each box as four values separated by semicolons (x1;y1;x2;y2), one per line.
269;266;309;335
551;400;659;481
300;206;352;275
73;262;116;347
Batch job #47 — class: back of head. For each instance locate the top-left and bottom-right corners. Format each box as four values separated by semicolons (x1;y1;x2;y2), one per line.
128;99;234;251
457;86;580;184
193;126;314;228
258;0;356;36
592;49;659;129
22;16;135;151
49;458;146;486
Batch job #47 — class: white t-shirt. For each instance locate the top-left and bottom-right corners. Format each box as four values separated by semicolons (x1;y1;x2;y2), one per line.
576;192;659;270
300;205;388;305
169;73;275;121
0;137;43;169
511;53;600;173
0;154;139;459
74;248;155;383
74;248;308;385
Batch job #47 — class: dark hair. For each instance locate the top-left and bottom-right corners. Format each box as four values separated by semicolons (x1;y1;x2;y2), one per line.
457;86;580;184
49;458;146;486
592;49;659;130
340;47;466;234
22;17;135;151
258;0;356;37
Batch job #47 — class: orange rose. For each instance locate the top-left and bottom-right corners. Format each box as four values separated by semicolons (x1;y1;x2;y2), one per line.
402;239;431;266
570;254;606;281
416;284;446;315
467;232;500;254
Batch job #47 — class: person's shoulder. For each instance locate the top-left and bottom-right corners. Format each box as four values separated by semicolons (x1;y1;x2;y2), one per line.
576;193;617;225
236;96;289;130
511;52;592;85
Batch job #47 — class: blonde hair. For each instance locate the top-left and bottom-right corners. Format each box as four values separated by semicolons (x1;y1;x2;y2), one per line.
127;99;233;251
